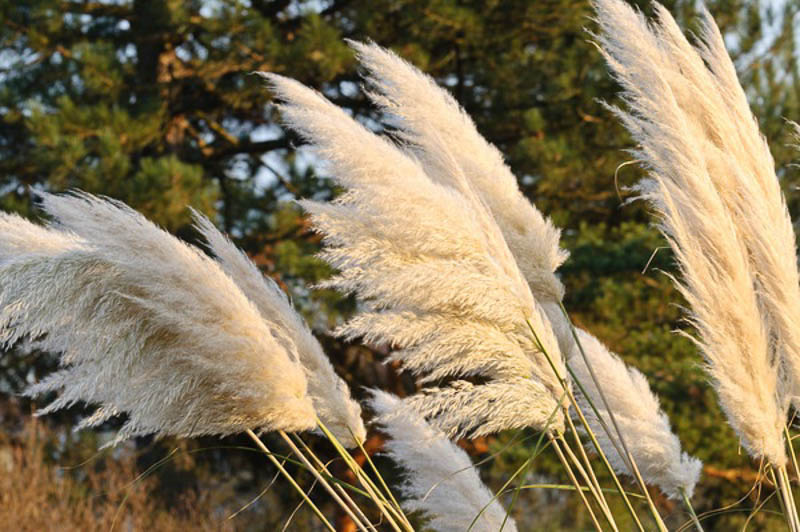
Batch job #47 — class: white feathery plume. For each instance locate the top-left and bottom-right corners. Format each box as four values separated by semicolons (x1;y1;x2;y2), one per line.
0;192;316;444
594;0;788;465
598;0;800;413
263;72;567;437
0;211;83;257
349;41;567;305
191;211;366;447
570;328;702;499
370;391;518;532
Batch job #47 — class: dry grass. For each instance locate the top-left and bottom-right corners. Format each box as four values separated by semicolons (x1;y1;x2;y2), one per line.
0;420;232;532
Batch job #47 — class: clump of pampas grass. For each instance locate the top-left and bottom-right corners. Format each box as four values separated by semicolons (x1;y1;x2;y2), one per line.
350;42;567;303
0;193;362;445
349;42;574;354
570;329;702;499
264;71;567;438
594;0;789;467
192;211;366;446
370;391;518;532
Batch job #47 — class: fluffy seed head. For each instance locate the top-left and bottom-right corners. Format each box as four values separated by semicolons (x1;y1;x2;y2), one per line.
191;211;366;447
570;329;702;499
350;40;567;304
370;391;518;532
0;193;316;444
264;71;567;437
594;0;788;465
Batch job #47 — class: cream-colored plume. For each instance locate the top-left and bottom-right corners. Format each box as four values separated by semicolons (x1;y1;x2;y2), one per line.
594;0;788;465
600;0;800;412
0;193;316;444
264;72;567;437
191;211;366;447
570;329;702;499
370;391;518;532
349;41;567;304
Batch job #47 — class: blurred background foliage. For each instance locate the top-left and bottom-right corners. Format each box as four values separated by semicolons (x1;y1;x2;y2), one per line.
1;0;799;530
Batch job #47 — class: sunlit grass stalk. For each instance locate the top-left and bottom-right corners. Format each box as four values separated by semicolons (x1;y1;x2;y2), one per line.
351;427;414;531
315;417;412;532
523;316;619;529
500;460;531;532
564;409;614;518
277;430;371;532
566;384;645;531
292;434;378;531
624;446;667;531
509;484;646;499
779;465;800;531
786;425;800;483
785;466;800;529
771;465;800;532
527;317;645;531
557;302;668;531
467;403;563;531
558;431;619;531
245;429;336;532
549;433;604;532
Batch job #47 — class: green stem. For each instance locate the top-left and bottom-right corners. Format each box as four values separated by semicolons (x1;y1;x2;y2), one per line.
556;302;668;531
558;432;620;531
779;464;800;531
680;487;704;532
526;318;646;531
350;425;413;530
293;434;377;531
315;418;410;532
550;433;604;532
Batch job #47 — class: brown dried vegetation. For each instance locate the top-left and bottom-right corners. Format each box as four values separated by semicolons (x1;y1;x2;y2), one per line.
0;420;232;532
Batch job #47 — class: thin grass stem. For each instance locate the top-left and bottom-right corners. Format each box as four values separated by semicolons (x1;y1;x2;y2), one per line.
293;434;378;531
787;425;800;484
349;426;414;531
556;303;668;531
468;402;561;532
550;433;604;532
508;484;646;498
526;318;645;531
625;447;667;532
315;418;410;532
771;465;799;532
245;429;336;532
278;430;371;532
779;464;800;531
565;409;613;517
680;487;704;531
557;303;637;467
558;432;620;531
769;467;792;531
500;459;529;532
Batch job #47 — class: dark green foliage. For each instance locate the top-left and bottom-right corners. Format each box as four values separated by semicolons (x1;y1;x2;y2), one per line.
1;0;799;529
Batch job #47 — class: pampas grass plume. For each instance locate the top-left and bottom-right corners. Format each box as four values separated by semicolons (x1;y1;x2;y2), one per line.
594;0;788;465
370;391;518;532
264;71;567;437
0;193;317;444
570;329;702;499
191;211;366;446
350;41;567;304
